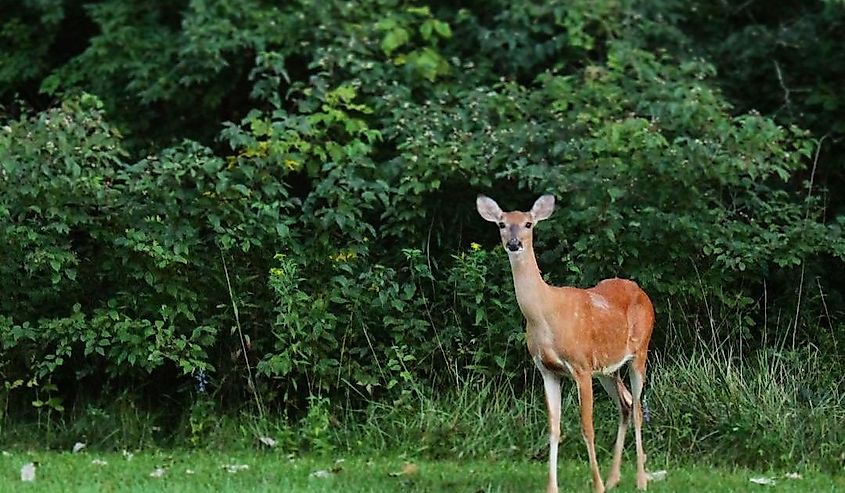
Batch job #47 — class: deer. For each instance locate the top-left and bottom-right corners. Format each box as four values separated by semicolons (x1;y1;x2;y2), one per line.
476;194;655;493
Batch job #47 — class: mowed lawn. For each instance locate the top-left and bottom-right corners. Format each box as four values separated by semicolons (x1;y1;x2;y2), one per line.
1;450;842;492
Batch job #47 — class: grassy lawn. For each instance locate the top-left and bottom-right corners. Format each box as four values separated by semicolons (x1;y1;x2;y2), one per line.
1;450;843;492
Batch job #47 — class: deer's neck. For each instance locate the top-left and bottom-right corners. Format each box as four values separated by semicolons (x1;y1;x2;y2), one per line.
508;247;550;322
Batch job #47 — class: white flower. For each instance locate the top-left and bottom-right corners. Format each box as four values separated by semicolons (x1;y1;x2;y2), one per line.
749;476;776;486
258;436;278;448
20;463;36;482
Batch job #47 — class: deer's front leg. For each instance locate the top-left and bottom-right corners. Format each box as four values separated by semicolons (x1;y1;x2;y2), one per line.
576;371;605;493
540;368;562;493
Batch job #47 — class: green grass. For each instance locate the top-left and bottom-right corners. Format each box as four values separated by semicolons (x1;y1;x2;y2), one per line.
1;450;843;492
1;347;842;491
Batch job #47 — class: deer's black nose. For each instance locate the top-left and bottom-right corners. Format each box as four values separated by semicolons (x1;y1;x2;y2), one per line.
506;239;522;252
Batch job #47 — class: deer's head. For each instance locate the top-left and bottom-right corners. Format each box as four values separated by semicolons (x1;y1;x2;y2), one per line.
476;194;555;254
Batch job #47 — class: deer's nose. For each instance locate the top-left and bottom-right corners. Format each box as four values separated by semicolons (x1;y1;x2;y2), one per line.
506;239;522;252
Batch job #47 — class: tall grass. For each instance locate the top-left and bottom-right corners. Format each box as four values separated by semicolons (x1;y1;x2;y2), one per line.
336;374;550;460
334;344;844;472
648;345;845;470
3;347;843;473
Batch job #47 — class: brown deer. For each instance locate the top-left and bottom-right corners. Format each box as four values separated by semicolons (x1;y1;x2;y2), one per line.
476;194;655;493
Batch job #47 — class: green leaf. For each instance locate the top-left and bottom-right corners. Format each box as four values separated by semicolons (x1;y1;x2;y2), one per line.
381;27;410;56
432;20;452;39
406;6;431;16
420;20;434;41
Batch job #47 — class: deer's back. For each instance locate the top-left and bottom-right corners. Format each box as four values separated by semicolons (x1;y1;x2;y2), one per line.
589;278;655;352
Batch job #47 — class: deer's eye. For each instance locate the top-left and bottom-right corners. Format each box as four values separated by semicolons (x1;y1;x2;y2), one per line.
525;222;533;229
497;222;505;229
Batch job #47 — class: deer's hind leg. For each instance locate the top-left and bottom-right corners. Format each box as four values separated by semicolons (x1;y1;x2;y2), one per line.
598;375;632;490
628;356;648;490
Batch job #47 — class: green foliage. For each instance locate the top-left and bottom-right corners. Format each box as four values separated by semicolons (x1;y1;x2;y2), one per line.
0;0;66;97
375;6;453;82
256;246;521;406
0;93;295;417
643;0;845;138
637;0;845;315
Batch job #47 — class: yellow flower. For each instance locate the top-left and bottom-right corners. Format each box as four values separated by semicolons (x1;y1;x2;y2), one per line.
330;250;357;263
470;242;482;251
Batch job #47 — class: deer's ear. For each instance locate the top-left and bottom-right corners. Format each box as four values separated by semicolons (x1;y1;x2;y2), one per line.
476;195;503;222
530;194;555;222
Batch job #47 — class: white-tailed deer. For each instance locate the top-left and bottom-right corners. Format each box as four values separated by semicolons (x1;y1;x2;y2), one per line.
476;194;654;493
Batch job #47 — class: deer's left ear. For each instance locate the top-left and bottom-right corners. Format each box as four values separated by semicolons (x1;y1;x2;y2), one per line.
530;194;555;222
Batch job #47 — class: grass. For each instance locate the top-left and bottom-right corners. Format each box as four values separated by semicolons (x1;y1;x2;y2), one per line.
1;450;843;492
333;347;845;472
2;344;842;491
646;346;845;470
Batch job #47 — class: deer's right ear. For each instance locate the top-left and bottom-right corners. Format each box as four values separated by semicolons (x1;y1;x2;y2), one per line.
476;195;503;222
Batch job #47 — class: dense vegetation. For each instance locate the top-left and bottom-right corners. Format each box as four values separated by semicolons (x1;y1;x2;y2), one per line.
2;0;843;471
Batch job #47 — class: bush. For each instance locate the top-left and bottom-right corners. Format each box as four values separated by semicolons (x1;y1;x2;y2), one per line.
1;94;293;416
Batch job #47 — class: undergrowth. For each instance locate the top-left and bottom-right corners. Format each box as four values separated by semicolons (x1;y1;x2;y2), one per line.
2;345;842;473
337;345;845;472
648;346;845;470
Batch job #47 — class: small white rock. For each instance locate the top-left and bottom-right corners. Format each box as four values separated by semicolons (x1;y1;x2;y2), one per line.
150;467;166;478
72;442;86;453
646;470;667;481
